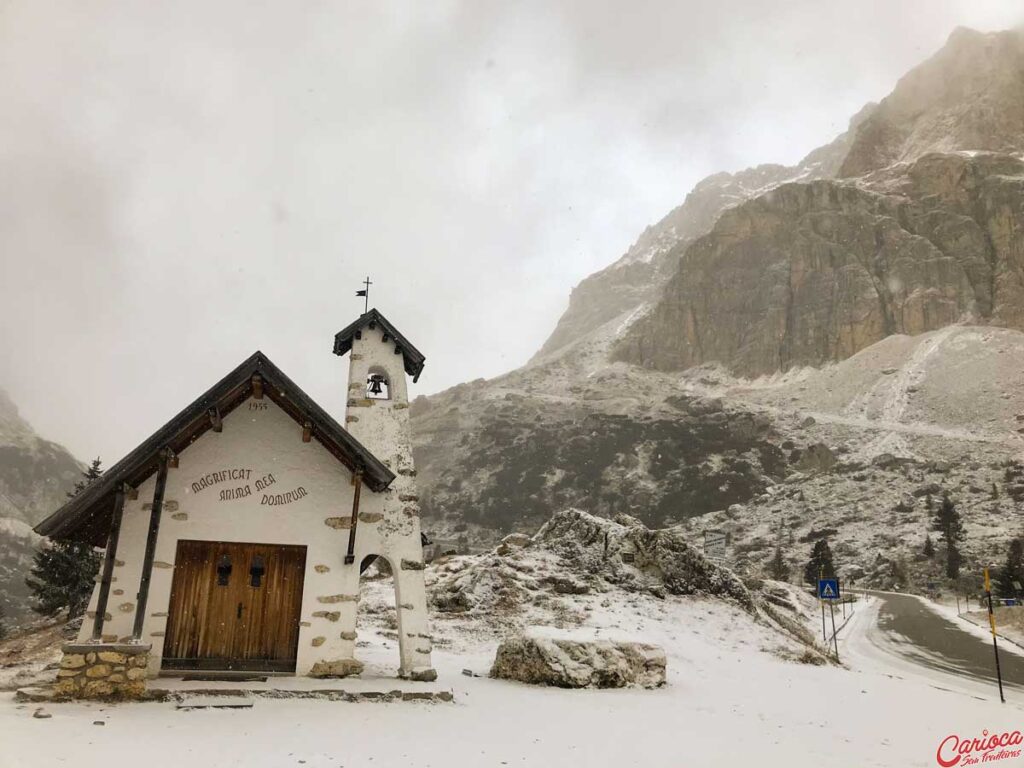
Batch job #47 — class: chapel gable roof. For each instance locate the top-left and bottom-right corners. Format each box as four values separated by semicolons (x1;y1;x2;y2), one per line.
332;308;426;382
35;351;395;546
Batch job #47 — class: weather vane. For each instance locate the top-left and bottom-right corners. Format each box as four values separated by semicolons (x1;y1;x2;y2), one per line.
355;276;372;314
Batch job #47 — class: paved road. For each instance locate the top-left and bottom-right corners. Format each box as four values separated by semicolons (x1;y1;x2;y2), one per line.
869;590;1024;691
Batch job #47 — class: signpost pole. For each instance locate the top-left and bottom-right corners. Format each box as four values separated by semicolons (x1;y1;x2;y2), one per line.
830;601;839;662
984;567;1005;703
841;579;846;620
819;567;826;643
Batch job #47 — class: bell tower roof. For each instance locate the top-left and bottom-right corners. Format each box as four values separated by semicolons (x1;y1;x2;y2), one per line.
332;308;426;382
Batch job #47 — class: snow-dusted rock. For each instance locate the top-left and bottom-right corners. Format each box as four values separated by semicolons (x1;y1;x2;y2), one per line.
490;628;666;689
430;509;755;618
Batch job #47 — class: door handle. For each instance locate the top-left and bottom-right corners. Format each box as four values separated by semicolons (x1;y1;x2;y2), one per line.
237;602;244;619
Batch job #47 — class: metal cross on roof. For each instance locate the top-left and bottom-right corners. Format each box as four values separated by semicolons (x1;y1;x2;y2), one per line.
355;276;372;314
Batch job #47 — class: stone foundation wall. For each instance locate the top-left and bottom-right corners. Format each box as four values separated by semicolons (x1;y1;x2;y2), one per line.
55;644;151;699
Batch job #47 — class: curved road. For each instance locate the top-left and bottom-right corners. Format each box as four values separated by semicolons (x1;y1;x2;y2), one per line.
867;590;1024;692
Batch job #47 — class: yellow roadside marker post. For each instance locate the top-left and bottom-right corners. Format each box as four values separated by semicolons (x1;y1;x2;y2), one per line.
984;567;1006;703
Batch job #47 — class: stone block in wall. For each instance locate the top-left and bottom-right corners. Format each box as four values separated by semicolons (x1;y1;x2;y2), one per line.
324;517;353;529
309;659;364;678
317;594;358;604
312;611;341;621
405;667;438;682
143;500;178;512
358;512;383;523
314;564;330;573
340;631;357;641
53;644;151;700
400;559;424;571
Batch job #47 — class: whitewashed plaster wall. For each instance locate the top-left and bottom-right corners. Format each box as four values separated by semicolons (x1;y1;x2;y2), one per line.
343;324;434;677
78;398;386;676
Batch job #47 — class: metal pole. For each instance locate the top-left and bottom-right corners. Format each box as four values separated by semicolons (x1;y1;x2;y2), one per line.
819;567;826;642
830;601;839;662
984;567;1006;703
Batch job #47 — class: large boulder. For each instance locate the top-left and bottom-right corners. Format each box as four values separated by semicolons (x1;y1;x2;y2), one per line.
490;629;666;689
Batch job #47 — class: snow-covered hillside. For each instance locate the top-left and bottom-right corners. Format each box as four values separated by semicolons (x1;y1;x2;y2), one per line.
0;388;81;621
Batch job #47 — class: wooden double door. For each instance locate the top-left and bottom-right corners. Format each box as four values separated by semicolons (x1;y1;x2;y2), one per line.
163;540;307;673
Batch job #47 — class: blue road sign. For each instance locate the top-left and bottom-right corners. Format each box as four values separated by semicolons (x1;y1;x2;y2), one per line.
818;578;840;600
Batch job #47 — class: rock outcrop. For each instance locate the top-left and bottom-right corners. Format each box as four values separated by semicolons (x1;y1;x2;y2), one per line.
490;630;666;689
532;108;872;362
839;27;1024;178
431;509;755;616
614;152;1024;376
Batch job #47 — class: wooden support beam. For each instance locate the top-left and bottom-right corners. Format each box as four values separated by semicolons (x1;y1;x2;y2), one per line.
381;333;390;343
343;469;363;565
133;449;170;640
168;450;179;469
354;330;362;340
302;422;312;443
125;486;139;501
394;345;402;355
252;374;264;400
208;407;223;433
368;320;377;330
91;488;126;642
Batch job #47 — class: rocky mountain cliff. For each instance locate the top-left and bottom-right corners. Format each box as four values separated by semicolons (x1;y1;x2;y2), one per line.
615;28;1024;376
613;151;1024;375
532;105;875;362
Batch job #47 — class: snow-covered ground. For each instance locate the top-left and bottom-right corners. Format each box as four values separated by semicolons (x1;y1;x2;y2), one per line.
2;590;1021;768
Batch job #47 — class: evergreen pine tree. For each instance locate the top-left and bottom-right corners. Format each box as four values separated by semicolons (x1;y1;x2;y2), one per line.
992;483;1000;500
997;538;1024;598
923;534;935;558
0;604;8;642
767;544;790;581
25;458;103;619
803;539;836;585
931;492;965;579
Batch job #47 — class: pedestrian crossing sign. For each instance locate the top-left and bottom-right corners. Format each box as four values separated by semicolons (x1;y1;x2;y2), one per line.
818;578;840;600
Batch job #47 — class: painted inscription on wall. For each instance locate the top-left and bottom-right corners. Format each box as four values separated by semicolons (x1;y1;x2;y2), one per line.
189;468;308;505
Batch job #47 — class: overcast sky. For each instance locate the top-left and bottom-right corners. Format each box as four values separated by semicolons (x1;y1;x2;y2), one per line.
2;1;1023;463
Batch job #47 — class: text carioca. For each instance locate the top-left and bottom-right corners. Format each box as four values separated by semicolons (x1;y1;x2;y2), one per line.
937;729;1023;766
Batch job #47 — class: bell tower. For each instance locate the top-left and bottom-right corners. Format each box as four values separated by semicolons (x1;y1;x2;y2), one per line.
333;308;435;681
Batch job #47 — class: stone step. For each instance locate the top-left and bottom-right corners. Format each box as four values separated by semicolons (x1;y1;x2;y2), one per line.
176;696;254;710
